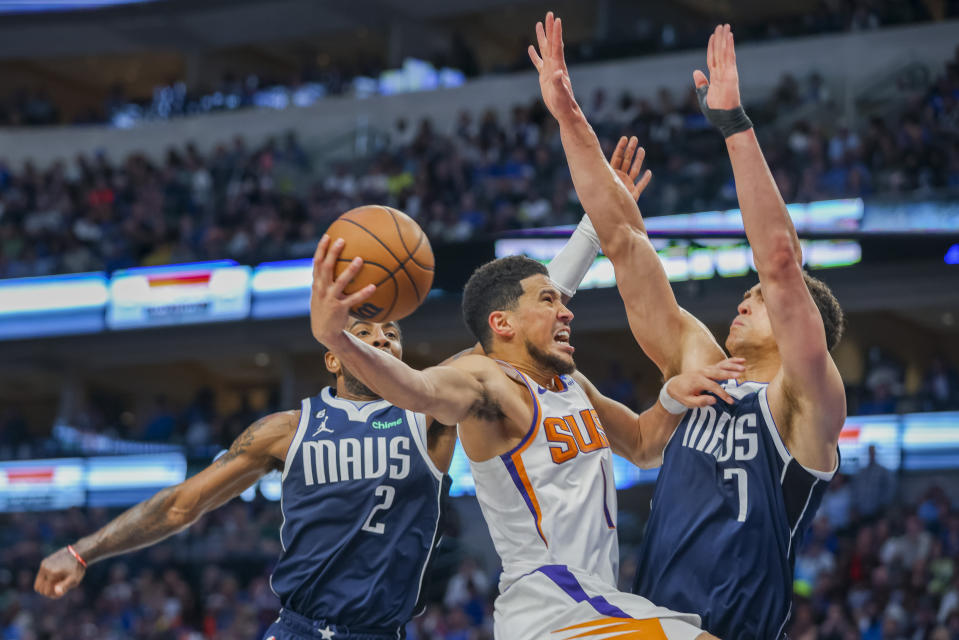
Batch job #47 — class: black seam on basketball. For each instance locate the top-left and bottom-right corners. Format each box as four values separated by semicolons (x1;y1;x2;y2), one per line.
382;207;421;299
407;231;430;268
384;206;413;256
334;257;395;286
335;258;398;320
339;217;405;270
398;256;420;302
383;205;432;271
407;238;432;270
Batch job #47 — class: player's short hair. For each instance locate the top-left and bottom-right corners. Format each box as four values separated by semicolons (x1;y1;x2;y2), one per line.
462;256;548;351
804;272;844;351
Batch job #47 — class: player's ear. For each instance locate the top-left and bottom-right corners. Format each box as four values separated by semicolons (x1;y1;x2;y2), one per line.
488;310;515;342
324;350;341;375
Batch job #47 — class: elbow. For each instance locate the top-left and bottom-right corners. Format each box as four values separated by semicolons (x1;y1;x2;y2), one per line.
631;446;663;470
603;228;647;262
757;239;801;279
166;485;201;530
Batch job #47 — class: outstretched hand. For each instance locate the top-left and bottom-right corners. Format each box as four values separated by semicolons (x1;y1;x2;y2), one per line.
34;547;85;599
528;11;582;125
693;24;742;111
609;136;653;202
310;235;376;345
667;358;746;408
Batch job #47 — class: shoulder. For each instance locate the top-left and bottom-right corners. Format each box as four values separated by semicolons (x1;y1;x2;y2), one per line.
219;410;298;467
253;409;301;436
446;353;500;374
570;370;598;396
258;410;301;458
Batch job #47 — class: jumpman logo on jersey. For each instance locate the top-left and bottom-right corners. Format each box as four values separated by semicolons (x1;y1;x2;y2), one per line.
313;409;334;437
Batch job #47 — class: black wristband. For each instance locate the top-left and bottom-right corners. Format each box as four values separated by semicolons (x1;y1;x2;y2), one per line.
696;85;753;138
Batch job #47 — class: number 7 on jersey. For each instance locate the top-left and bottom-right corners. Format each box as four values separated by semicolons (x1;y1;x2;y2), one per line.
724;468;748;522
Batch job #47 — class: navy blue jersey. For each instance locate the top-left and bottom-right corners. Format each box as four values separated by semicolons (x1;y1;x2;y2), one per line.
632;381;837;639
270;387;448;634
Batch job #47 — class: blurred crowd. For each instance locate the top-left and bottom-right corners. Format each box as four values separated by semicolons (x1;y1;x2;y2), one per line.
3;451;959;639
789;470;959;639
0;0;949;127
853;349;959;415
1;38;957;281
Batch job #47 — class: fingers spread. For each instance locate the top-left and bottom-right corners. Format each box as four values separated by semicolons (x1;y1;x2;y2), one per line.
313;234;331;279
553;16;564;57
636;169;652;196
611;136;627;170
528;45;543;70
706;380;735;404
628;143;644;181
692;69;709;88
321;237;345;284
332;256;362;297
535;21;548;56
692;395;717;407
346;284;377;307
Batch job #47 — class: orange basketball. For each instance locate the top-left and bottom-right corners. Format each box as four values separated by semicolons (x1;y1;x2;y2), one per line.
326;205;434;323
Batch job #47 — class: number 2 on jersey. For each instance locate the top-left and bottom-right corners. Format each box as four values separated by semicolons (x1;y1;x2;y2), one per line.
724;467;748;522
361;485;396;534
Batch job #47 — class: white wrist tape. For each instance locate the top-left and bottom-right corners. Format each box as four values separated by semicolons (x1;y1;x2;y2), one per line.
546;215;602;299
658;378;689;415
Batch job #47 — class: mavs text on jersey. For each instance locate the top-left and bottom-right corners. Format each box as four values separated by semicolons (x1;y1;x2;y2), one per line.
267;387;449;638
633;380;838;639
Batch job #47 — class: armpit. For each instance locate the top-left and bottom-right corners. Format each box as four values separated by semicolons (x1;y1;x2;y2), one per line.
469;387;506;423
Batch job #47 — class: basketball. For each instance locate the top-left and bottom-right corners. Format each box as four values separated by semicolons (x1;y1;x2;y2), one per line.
326;205;434;323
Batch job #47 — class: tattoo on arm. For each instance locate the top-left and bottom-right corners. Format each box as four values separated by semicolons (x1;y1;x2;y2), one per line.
77;486;183;564
215;415;272;468
78;414;280;564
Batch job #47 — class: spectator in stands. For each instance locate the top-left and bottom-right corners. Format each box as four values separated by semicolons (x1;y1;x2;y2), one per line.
141;395;176;441
922;356;959;411
443;557;490;612
853;445;897;521
820;472;854;531
880;513;934;571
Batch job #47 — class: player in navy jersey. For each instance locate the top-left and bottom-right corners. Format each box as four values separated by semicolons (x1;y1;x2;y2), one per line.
532;16;847;638
34;319;458;640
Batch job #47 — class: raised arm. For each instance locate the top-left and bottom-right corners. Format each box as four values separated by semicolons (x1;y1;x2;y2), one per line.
529;13;724;377
35;410;294;599
696;25;845;467
310;235;489;426
575;358;745;467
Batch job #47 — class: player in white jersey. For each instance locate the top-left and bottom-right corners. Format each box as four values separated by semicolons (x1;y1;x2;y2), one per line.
309;247;743;637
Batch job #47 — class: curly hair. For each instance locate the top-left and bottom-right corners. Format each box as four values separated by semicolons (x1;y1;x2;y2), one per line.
461;256;548;351
803;272;845;351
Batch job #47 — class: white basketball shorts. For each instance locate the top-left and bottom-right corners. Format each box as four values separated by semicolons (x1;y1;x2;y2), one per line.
493;564;704;640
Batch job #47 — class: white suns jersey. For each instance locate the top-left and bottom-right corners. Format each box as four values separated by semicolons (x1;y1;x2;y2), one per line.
467;366;619;593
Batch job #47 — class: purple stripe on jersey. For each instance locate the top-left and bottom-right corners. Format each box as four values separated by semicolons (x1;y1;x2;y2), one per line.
495;361;540;459
502;454;548;546
600;460;615;529
536;565;631;619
